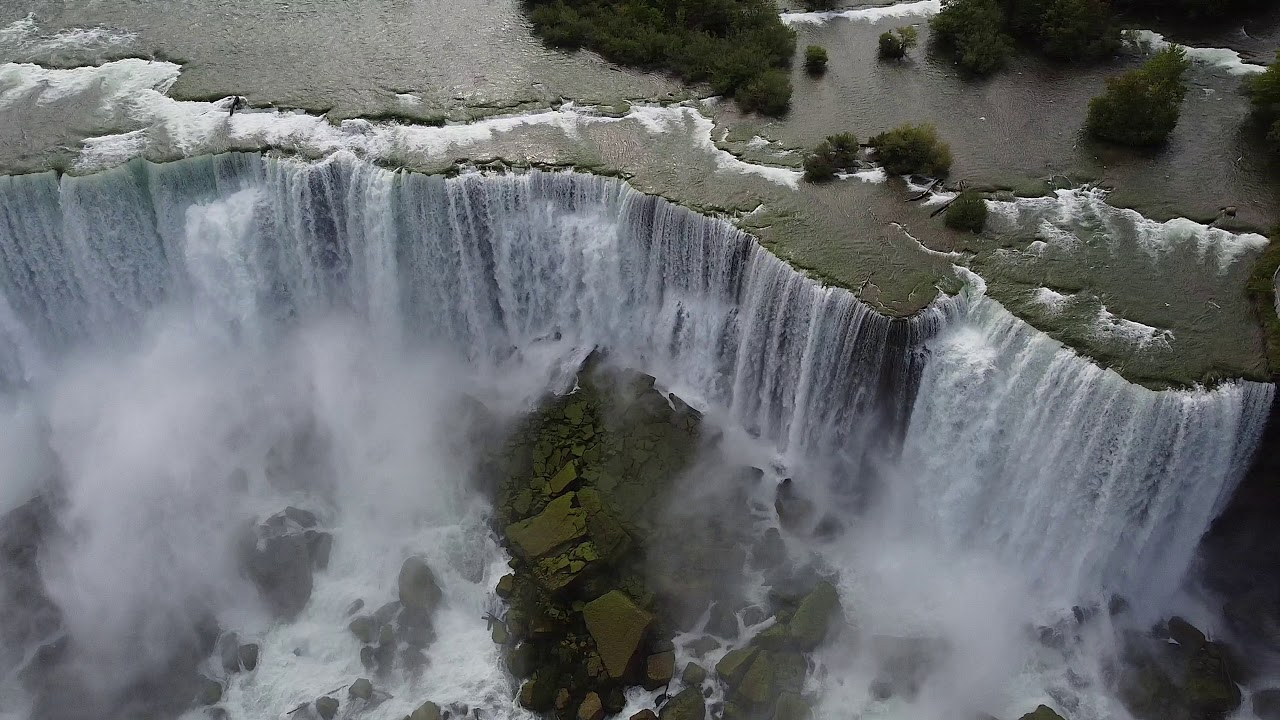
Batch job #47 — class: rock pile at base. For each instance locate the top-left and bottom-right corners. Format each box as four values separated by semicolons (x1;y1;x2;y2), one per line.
240;506;333;619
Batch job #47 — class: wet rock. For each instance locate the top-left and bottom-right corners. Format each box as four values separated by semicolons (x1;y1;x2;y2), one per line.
401;647;429;674
242;518;315;619
349;677;373;701
706;603;739;639
206;707;230;720
631;711;658;720
1184;643;1242;718
399;557;443;615
518;674;556;712
583;590;653;678
1017;706;1064;720
360;645;376;669
1255;689;1280;720
716;647;759;687
346;599;365;616
774;480;814;531
579;692;605;720
787;581;841;651
306;530;333;570
686;635;720;658
507;642;537;678
645;650;676;690
349;616;377;643
555;688;572;712
753;528;786;569
736;652;776;705
198;676;223;705
409;700;442;720
1167;617;1206;650
315;696;340;720
604;687;627;713
495;574;515;599
772;692;812;720
1108;594;1130;617
682;662;707;687
659;687;705;720
741;607;768;627
491;621;510;645
219;633;242;673
549;460;579;495
238;643;259;671
505;493;587;559
374;601;402;626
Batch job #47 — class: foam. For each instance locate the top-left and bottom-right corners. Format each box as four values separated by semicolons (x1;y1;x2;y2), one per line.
1131;29;1266;76
782;0;940;25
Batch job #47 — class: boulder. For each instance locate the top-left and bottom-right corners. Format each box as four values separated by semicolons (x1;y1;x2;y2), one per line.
507;642;537;678
496;574;515;599
1254;689;1280;720
645;650;676;690
349;615;377;643
774;480;814;531
788;582;841;651
1167;617;1206;650
350;678;373;701
706;603;739;639
360;645;376;669
716;647;759;687
346;599;365;616
242;520;315;619
753;529;786;570
518;674;556;712
659;687;706;720
1184;644;1242;718
218;633;242;673
631;711;659;720
399;557;443;614
686;635;720;658
579;692;605;720
238;643;259;671
198;677;223;705
505;493;587;559
315;696;339;720
409;700;442;720
737;652;776;705
583;591;653;678
306;530;334;570
491;621;510;645
282;506;318;528
772;693;812;720
549;461;579;495
682;662;707;687
1017;706;1064;720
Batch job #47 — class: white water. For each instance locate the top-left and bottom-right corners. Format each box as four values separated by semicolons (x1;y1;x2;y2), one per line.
0;156;1270;720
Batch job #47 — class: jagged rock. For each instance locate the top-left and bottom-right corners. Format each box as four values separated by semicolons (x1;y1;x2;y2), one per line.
682;662;707;687
518;674;556;712
399;557;443;614
350;615;377;643
556;688;573;712
645;650;676;689
346;599;365;616
378;623;395;645
315;696;340;720
631;711;658;720
579;692;605;720
409;700;442;720
578;487;631;562
373;639;396;670
772;692;812;720
242;515;316;619
1254;689;1280;720
206;707;230;720
716;647;759;687
686;635;720;657
742;607;768;627
583;590;653;678
401;647;429;673
1017;706;1065;720
659;687;705;720
282;506;318;528
506;493;587;559
349;677;373;700
549;461;579;495
219;633;242;673
604;687;626;713
360;645;376;669
706;603;739;639
774;480;814;531
737;652;776;705
238;643;259;671
1168;617;1206;650
491;621;510;645
198;676;223;705
1185;643;1242;718
507;642;537;678
788;581;841;651
306;530;334;570
496;574;515;599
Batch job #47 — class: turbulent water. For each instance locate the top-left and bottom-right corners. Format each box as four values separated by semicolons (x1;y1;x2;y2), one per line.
0;154;1271;720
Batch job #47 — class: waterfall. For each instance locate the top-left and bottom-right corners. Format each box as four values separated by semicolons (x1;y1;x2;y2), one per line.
0;151;1272;720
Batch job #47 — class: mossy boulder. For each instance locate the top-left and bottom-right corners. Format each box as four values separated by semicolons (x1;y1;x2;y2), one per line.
788;581;841;651
197;677;222;705
716;647;759;686
349;615;376;643
315;696;339;720
579;692;605;720
1184;644;1242;718
773;692;813;720
736;652;777;705
682;662;707;687
408;700;442;720
496;574;515;599
349;678;373;701
398;557;443;614
1017;707;1065;720
506;493;588;560
583;590;653;678
644;650;676;689
519;673;557;712
659;687;706;720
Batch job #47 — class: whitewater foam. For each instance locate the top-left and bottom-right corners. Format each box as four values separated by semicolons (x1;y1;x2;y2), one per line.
782;0;940;25
1131;29;1267;76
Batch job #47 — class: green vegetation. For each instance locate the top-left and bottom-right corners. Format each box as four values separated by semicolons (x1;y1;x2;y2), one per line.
523;0;797;116
869;124;953;176
805;45;829;74
802;133;859;183
945;190;989;231
930;0;1120;75
1246;52;1280;154
1086;46;1190;146
798;0;839;8
1112;0;1264;20
877;26;919;60
1245;231;1280;376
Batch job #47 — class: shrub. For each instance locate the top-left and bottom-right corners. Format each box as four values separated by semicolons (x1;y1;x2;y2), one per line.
878;26;919;59
1247;52;1280;151
805;45;829;74
736;69;793;117
803;132;861;182
1086;46;1191;146
1038;0;1122;60
945;191;988;231
931;0;1013;74
523;0;796;115
869;123;953;176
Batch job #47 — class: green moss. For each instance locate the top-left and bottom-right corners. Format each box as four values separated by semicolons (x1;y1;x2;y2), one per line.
787;581;841;651
583;590;653;678
716;647;759;686
945;190;988;232
505;493;588;559
658;687;706;720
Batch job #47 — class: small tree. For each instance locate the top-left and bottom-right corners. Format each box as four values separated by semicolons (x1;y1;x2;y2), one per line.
803;133;860;183
945;191;988;231
1086;46;1191;146
805;45;829;74
1039;0;1122;60
869;123;953;176
878;26;919;59
930;0;1013;74
1247;51;1280;151
737;69;793;117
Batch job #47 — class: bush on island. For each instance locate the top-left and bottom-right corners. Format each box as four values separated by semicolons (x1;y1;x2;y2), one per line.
945;190;988;231
805;45;829;74
803;133;860;183
869;123;953;176
1085;46;1190;146
878;26;919;60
